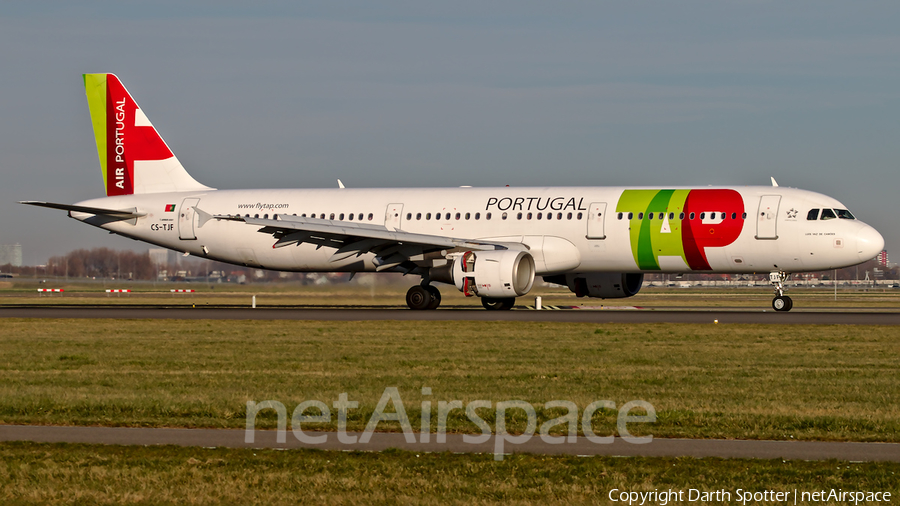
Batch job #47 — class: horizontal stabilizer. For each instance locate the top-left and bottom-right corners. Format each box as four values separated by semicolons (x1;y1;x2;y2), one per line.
19;201;145;219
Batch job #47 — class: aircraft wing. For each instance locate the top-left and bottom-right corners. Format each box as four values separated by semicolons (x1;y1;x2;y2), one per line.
214;214;512;271
19;201;145;219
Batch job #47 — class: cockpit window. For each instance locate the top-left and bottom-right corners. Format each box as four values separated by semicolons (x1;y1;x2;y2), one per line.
820;209;837;220
807;209;819;220
835;209;855;220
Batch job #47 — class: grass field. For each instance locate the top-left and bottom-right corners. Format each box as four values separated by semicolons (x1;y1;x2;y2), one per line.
1;442;898;504
0;319;897;441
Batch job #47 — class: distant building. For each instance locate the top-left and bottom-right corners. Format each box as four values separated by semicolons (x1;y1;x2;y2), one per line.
149;248;169;266
0;244;22;267
878;250;889;267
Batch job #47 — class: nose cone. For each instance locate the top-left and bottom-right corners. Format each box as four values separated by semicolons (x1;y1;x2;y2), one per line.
856;224;885;263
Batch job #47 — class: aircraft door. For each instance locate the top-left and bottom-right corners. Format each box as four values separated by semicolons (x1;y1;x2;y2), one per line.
586;202;607;239
755;195;781;240
384;203;404;231
178;197;200;240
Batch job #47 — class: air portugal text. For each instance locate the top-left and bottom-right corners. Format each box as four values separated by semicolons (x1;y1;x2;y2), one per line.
485;197;588;212
111;97;127;190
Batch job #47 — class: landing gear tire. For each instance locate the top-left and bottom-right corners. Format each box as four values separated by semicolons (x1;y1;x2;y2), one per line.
424;285;442;310
768;271;793;312
772;295;793;312
482;297;516;311
406;285;432;310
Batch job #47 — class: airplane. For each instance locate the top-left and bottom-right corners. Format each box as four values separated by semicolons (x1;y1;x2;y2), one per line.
22;74;885;312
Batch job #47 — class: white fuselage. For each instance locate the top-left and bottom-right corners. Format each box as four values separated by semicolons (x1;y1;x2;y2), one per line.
72;185;883;277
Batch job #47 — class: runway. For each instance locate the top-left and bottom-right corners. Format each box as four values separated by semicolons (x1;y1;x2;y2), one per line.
2;425;898;461
2;306;900;324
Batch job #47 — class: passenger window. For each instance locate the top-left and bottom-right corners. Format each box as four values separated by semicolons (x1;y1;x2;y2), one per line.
517;212;523;220
527;212;532;220
406;213;411;220
741;212;747;219
567;212;572;220
648;212;654;220
820;209;837;220
690;212;695;220
577;212;583;220
426;213;431;220
329;213;335;220
537;212;543;219
455;212;461;220
465;212;470;220
486;212;492;220
836;209;855;219
368;213;373;221
338;213;343;220
669;213;675;220
348;214;354;221
358;213;363;221
475;213;480;220
679;212;684;220
547;213;553;220
720;212;726;219
502;212;508;220
638;212;644;220
617;212;623;220
807;209;819;220
627;212;633;220
731;213;736;220
416;213;422;220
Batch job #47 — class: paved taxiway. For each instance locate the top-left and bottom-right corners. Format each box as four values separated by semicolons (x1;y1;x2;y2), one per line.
2;306;900;324
2;425;898;461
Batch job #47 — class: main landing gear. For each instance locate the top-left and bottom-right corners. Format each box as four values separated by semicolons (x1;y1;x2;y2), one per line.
769;271;793;312
405;284;517;310
406;284;441;310
481;297;516;311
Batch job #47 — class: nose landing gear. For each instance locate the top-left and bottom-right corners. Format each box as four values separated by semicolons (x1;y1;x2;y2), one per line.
769;271;793;312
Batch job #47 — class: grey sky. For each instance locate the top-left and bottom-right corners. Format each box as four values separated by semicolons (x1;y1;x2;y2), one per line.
2;1;898;264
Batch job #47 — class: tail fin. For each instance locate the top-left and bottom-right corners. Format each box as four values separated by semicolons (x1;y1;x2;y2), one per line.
83;73;211;196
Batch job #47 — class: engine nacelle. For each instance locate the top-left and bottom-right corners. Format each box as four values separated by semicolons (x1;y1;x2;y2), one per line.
544;273;644;299
451;250;536;298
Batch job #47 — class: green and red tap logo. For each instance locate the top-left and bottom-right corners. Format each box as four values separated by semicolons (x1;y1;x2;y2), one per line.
616;189;745;271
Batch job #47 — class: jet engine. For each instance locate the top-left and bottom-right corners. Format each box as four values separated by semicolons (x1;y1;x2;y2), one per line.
544;273;644;299
448;250;536;298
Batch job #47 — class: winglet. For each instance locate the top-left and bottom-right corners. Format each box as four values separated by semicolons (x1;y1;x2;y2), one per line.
770;177;779;187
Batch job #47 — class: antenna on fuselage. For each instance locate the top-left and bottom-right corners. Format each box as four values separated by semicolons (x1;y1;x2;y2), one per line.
770;177;779;187
337;179;345;189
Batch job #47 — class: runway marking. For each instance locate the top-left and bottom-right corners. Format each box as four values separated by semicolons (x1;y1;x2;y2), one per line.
2;425;898;461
